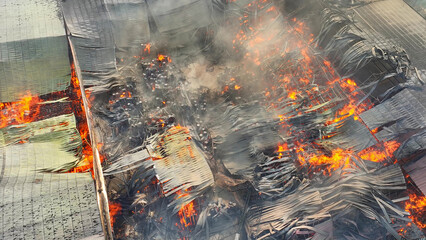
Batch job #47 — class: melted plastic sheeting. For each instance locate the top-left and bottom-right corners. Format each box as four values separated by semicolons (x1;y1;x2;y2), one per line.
0;0;70;102
61;0;117;86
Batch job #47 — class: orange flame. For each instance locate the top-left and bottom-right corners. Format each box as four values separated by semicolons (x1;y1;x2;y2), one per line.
109;201;122;226
308;148;353;174
176;189;198;230
178;201;197;228
0;92;42;129
144;43;151;54
358;140;400;162
157;54;165;61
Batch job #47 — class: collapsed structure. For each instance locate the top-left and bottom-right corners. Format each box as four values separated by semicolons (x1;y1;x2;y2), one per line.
0;0;425;239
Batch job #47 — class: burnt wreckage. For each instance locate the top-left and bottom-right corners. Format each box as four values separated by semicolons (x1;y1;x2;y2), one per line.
61;0;425;239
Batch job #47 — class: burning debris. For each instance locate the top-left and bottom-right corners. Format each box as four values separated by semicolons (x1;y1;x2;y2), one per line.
49;0;426;239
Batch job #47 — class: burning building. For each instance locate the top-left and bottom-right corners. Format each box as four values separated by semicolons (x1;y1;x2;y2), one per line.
0;0;425;239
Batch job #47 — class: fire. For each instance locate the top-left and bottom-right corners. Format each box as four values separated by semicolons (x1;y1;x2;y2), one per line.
308;148;353;173
109;201;122;226
358;140;400;162
234;85;241;90
178;200;197;228
287;91;299;100
277;143;289;157
405;193;426;229
67;63;98;173
119;91;132;99
175;189;198;231
0;92;41;129
157;54;165;61
144;43;151;54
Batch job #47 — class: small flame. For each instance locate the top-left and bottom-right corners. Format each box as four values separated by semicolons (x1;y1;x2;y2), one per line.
144;43;151;54
157;54;165;61
234;85;241;90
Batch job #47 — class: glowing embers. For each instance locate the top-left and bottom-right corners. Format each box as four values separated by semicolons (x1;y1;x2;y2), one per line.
405;193;426;229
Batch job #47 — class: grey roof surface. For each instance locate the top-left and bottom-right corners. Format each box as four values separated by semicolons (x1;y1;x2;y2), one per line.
352;0;426;69
0;114;103;239
0;0;71;102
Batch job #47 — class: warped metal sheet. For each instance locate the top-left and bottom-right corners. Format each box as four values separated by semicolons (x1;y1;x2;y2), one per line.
403;156;426;195
360;89;426;142
61;0;117;86
0;0;70;102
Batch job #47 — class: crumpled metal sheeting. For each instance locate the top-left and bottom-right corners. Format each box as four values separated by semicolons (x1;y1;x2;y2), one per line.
208;103;281;176
0;114;84;172
246;187;329;240
103;147;151;175
104;126;214;213
148;126;214;212
360;89;426;142
395;129;426;161
316;8;373;77
60;0;117;86
319;117;378;153
246;163;408;240
254;154;299;198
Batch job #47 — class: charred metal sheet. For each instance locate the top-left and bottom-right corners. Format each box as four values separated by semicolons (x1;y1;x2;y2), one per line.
319;117;378;152
208;103;281;176
61;0;117;86
246;163;407;240
0;0;70;102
